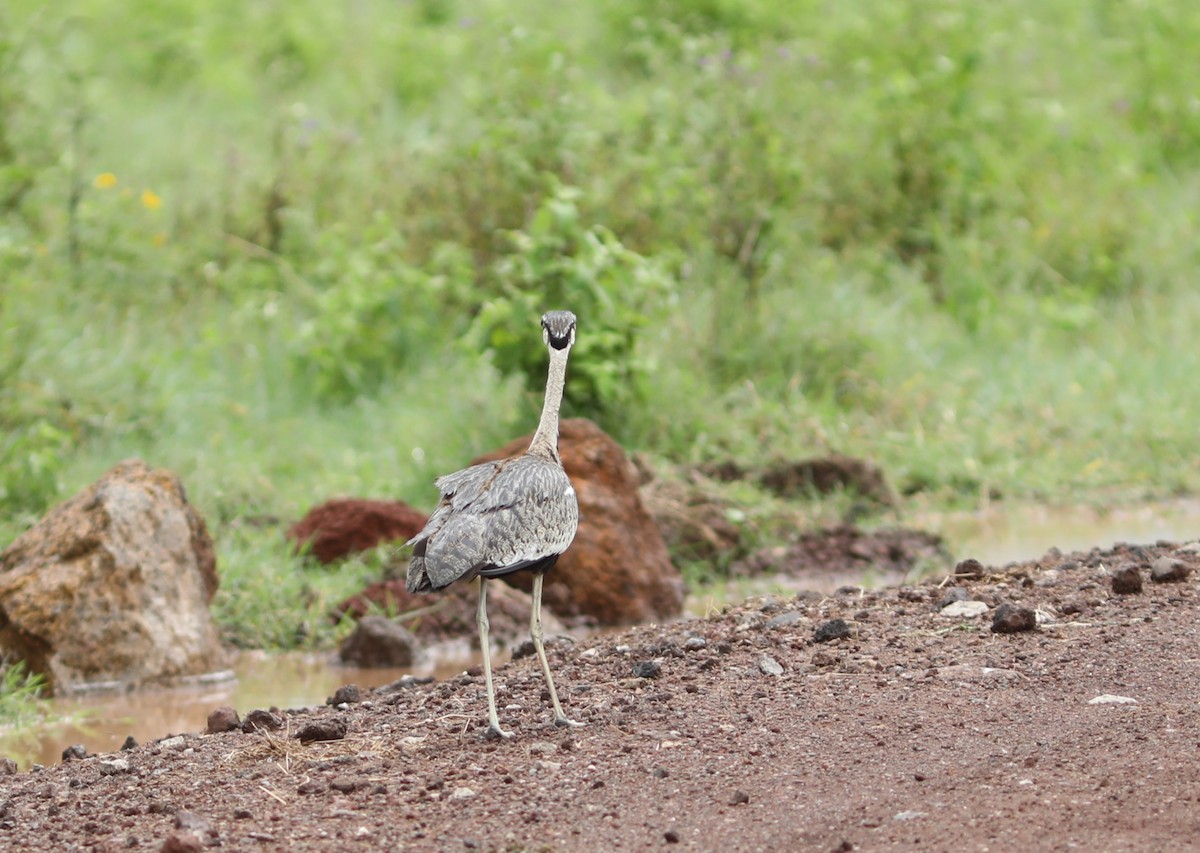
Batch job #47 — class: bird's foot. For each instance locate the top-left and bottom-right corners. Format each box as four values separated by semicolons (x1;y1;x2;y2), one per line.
553;716;584;729
484;724;515;741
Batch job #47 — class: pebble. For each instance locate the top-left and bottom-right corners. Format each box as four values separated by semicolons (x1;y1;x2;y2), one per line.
764;611;806;629
633;660;662;679
158;736;186;750
449;787;476;801
937;587;969;609
295;717;348;743
991;603;1037;633
757;656;784;676
953;558;986;579
160;831;204;853
205;706;241;734
813;619;851;643
684;637;707;651
1088;694;1138;705
1110;563;1143;594
1150;557;1191;583
664;830;681;843
99;758;131;775
242;709;284;734
61;744;87;762
121;736;138;751
0;758;17;776
328;684;364;705
940;600;988;619
297;779;328;795
730;790;750;805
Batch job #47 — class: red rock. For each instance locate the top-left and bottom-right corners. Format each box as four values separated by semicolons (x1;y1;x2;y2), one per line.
287;499;427;563
474;419;684;626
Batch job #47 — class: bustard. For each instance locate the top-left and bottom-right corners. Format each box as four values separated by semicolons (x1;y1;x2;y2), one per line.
405;310;581;739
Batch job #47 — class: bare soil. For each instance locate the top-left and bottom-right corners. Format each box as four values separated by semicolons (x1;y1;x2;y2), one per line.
2;539;1199;852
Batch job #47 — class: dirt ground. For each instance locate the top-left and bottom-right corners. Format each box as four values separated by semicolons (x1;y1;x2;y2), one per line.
1;538;1198;852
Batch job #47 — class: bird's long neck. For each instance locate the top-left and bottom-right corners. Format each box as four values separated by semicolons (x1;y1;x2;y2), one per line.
527;346;569;461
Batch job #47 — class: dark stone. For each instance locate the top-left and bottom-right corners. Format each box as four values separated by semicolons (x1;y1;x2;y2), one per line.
991;603;1037;634
121;736;138;751
233;809;252;820
684;637;707;650
632;660;662;679
0;758;17;776
61;744;86;762
814;619;851;643
330;776;360;793
765;611;805;629
730;789;750;805
954;558;986;580
665;830;681;843
327;684;364;706
337;616;417;668
1060;599;1087;615
295;717;348;743
1111;563;1143;595
160;832;204;853
205;706;241;734
242;709;284;734
937;587;969;609
1150;557;1191;583
297;779;328;795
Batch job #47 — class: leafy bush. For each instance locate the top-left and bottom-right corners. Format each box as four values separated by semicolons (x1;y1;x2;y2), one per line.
469;184;672;424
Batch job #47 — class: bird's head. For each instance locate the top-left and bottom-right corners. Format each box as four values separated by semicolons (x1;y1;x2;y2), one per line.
541;310;577;352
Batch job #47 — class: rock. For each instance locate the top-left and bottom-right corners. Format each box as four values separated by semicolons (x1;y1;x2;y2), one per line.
99;758;131;775
287;499;427;564
813;619;852;643
449;787;476;801
953;558;986;580
937;587;970;609
1111;563;1143;594
940;600;989;619
242;709;284;734
335;579;562;651
295;717;348;743
991;603;1037;634
730;790;750;805
665;830;681;843
684;637;707;650
1150;557;1191;583
1088;694;1138;705
297;779;327;795
640;476;745;563
758;655;783;676
760;455;895;505
633;660;662;679
764;611;806;629
473;419;684;626
337;617;417;668
0;758;17;776
735;525;948;581
0;460;225;694
61;744;86;762
330;776;360;793
327;684;364;705
205;706;241;734
160;831;204;853
122;735;139;751
158;735;186;750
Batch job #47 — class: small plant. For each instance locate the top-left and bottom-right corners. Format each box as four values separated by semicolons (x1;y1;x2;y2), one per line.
470;183;672;425
0;659;46;727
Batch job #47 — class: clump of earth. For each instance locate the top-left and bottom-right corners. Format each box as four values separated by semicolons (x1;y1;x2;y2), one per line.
0;539;1196;851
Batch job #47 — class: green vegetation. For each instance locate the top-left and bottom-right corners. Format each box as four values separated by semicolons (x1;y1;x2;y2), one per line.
2;0;1199;651
0;660;46;727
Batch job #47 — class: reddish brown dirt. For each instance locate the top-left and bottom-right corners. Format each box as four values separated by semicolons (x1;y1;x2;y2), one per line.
2;539;1199;852
287;499;427;564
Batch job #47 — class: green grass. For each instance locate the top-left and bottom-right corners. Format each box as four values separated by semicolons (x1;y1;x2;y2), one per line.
2;0;1200;650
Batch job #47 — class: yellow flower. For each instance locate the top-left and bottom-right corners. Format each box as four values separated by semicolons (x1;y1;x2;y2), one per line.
152;232;168;247
93;172;118;189
141;190;162;210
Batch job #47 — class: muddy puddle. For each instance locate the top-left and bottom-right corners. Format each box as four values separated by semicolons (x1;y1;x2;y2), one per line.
0;650;480;770
5;499;1199;770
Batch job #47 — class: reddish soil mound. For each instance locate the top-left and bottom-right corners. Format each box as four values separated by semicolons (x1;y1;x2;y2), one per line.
287;499;427;563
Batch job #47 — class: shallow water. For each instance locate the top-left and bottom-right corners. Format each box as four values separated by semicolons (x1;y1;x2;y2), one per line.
5;499;1199;770
0;650;480;770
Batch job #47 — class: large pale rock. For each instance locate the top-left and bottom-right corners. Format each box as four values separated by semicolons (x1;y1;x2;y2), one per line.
475;419;684;626
0;459;225;693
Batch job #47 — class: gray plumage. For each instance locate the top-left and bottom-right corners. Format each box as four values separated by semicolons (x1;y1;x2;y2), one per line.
404;309;581;738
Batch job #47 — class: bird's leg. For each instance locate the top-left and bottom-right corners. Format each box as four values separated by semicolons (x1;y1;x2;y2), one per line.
531;572;582;728
477;578;513;739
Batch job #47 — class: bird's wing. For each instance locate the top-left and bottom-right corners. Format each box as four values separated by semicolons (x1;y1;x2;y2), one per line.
406;456;578;592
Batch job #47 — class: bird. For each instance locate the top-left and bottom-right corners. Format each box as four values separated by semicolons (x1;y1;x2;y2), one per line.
405;310;581;739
